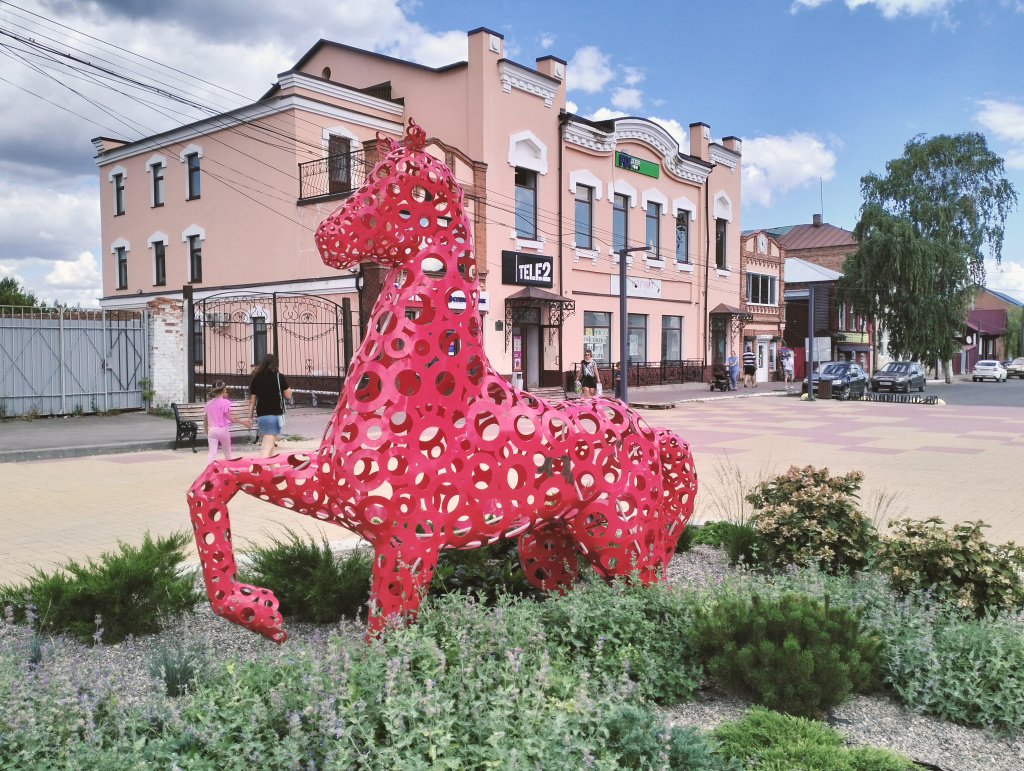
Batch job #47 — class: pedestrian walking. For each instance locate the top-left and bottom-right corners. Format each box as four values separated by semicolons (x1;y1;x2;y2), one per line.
246;353;293;458
783;349;795;389
204;381;248;464
726;352;739;390
579;349;601;397
742;344;757;388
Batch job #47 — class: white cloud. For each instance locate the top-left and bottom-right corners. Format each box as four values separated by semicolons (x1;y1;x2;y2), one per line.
539;34;556;49
567;46;614;93
976;99;1024;169
622;66;645;86
742;132;837;207
985;257;1024;300
43;251;102;306
585;107;627;122
792;0;956;18
610;87;643;111
565;100;579;114
0;177;99;264
649;118;687;148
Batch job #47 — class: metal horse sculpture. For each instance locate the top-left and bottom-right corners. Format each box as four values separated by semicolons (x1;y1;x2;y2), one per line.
187;120;698;642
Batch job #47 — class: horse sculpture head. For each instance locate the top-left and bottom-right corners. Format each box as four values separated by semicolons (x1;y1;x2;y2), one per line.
315;119;472;274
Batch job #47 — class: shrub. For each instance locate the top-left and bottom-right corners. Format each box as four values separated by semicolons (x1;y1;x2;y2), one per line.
692;520;732;547
604;704;742;770
149;644;202;696
722;522;761;567
238;530;372;624
746;465;877;573
430;538;542;603
0;531;200;644
712;707;919;771
874;517;1024;615
693;592;881;717
675;522;698;552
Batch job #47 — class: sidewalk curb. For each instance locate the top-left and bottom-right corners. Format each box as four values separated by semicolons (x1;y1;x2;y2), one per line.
0;438;208;464
632;390;791;409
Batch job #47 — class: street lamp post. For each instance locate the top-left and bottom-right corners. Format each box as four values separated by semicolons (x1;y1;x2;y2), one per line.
617;245;652;405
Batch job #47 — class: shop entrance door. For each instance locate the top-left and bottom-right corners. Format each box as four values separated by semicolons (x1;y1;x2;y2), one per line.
756;339;770;383
511;323;541;390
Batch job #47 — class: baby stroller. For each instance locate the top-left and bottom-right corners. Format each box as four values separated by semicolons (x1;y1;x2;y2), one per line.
710;363;733;391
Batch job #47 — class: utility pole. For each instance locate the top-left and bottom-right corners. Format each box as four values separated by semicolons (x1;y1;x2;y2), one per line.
805;284;815;401
617;245;651;405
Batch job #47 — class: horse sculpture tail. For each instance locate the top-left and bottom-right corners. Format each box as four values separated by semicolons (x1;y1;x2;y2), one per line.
656;428;698;556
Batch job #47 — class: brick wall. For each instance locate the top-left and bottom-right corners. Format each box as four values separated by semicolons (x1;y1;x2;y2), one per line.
785;244;855;273
147;297;185;406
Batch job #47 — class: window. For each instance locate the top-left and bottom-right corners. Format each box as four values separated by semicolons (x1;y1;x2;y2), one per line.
715;218;727;269
188;235;202;282
115;246;127;289
514;167;537;238
661;316;682;361
645;202;660;257
627;313;647;363
746;273;777;305
574;185;593;249
838;302;847;331
328;134;351;194
186;153;201;199
113;173;125;216
252;316;268;363
583;311;612;363
675;212;689;263
612;193;629;252
153;241;166;286
151;163;164;207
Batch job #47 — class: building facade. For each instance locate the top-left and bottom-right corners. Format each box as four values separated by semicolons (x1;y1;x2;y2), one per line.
93;28;743;402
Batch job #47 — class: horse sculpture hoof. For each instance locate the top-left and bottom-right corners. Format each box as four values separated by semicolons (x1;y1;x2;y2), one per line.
215;584;288;643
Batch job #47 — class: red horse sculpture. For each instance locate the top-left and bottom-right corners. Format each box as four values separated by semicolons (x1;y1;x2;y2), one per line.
187;119;697;642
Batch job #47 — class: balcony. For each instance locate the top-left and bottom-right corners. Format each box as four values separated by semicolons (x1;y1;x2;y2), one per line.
297;150;373;204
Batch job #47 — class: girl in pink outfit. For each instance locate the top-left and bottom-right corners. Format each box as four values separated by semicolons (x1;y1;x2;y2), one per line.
203;382;248;463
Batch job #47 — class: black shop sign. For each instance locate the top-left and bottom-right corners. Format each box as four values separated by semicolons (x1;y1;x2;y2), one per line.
501;250;554;287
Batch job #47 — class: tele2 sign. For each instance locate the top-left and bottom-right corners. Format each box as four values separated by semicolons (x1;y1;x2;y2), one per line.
502;250;554;287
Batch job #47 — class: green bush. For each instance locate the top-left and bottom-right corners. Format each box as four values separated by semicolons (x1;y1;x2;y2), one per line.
692;520;732;547
430;538;542;603
712;707;919;771
722;522;761;567
693;592;881;717
0;531;200;644
875;517;1024;615
149;644;202;697
675;522;699;552
746;466;877;573
238;530;372;624
604;704;742;770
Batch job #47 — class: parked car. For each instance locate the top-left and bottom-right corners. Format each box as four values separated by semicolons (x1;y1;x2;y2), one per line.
806;361;869;398
1007;357;1024;378
870;361;926;393
972;360;1007;382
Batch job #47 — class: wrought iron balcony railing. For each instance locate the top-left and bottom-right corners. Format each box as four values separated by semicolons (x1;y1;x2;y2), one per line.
297;150;373;203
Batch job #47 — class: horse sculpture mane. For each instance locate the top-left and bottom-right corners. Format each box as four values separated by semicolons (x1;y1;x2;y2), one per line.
187;119;698;642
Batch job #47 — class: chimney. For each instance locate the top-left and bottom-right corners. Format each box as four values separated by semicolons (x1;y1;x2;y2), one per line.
689;122;710;161
812;213;822;227
535;55;565;81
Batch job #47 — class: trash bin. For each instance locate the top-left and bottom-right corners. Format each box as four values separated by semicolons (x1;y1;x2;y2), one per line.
817;379;832;399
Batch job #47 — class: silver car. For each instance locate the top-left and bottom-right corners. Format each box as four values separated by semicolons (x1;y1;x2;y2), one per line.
1007;357;1024;379
972;360;1007;382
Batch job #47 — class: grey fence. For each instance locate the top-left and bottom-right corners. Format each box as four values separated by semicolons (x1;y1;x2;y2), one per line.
0;306;148;417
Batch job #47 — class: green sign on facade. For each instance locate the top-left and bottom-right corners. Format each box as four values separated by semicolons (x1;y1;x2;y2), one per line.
615;151;660;178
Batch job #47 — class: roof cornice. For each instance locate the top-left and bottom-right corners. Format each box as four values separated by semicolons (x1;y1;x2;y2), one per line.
276;71;404;115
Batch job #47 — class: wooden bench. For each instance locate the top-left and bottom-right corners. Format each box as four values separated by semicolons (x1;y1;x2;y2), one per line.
530;386;574;403
171;401;258;453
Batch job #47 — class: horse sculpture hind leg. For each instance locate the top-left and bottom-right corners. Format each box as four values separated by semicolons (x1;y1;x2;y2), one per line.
187;452;326;643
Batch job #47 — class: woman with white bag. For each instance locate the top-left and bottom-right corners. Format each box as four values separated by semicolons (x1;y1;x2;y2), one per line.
579;349;603;398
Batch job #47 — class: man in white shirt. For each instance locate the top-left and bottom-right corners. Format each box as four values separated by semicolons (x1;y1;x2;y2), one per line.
742;345;757;388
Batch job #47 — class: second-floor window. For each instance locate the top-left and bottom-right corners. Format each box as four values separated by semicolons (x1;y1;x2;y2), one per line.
188;235;202;282
645;202;661;257
746;273;777;305
113;173;125;216
186;153;201;200
153;241;166;286
715;218;727;269
328;134;351;194
838;302;847;330
151;163;164;207
612;193;629;252
514;167;537;239
574;185;593;249
116;246;127;289
675;212;689;263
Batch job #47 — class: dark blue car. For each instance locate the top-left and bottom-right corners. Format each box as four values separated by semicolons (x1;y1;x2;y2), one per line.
805;361;869;399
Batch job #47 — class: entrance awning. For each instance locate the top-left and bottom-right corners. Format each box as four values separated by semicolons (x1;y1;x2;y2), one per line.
504;287;576;348
710;303;753;322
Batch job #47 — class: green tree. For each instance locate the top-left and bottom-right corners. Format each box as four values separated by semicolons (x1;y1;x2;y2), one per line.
0;277;40;307
839;133;1017;371
1004;305;1024;361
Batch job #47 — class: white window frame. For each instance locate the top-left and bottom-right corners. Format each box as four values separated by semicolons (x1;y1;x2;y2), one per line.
640;187;668;212
179;143;203;200
671;195;697;222
182;224;205;282
146;154;166;208
568;169;602;200
147;231;169;286
713;191;732;222
508;130;548;174
108;165;127;216
745;272;778;306
110;237;130;290
608;178;637;208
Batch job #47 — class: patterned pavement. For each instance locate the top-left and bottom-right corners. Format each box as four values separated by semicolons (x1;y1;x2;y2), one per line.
1;398;1022;584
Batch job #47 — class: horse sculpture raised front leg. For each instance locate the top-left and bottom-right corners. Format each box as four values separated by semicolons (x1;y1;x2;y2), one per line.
187;119;698;643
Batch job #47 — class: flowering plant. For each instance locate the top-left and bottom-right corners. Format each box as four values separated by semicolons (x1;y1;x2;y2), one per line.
745;465;876;573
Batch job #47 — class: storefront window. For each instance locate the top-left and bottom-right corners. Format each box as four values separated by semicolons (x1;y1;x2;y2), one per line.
583;311;612;363
628;313;647;363
662;316;682;361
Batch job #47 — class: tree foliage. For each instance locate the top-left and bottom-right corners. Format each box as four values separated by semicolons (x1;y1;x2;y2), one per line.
839;133;1017;364
0;277;39;307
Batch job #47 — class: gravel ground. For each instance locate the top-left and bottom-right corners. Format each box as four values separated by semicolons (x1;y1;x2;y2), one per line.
15;548;1024;771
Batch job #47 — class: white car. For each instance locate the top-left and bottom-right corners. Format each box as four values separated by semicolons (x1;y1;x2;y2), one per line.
972;360;1007;382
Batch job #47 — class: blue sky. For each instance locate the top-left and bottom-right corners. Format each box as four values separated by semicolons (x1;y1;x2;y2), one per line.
1;0;1023;304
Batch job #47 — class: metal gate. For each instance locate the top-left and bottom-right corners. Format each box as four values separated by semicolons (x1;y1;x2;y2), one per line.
191;292;355;407
0;306;148;417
